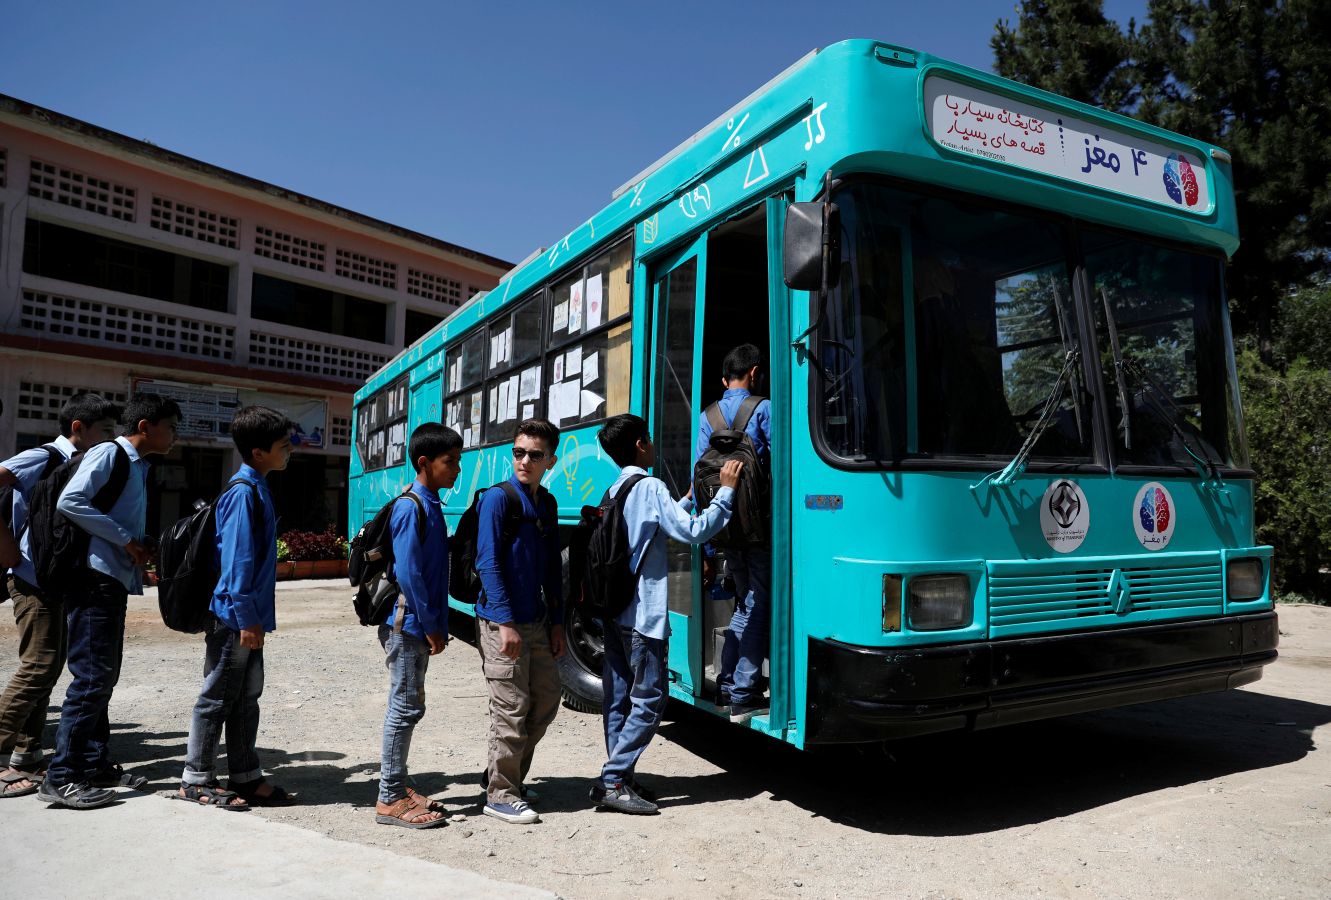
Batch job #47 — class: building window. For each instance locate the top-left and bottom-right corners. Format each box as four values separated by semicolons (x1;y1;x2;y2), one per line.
468;285;482;299
19;290;236;359
28;158;136;222
335;249;397;289
404;309;443;346
17;380;129;423
253;225;325;270
406;268;462;305
150;196;240;250
250;273;388;343
330;415;352;447
23;218;230;313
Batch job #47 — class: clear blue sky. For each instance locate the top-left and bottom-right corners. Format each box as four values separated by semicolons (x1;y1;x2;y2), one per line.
2;1;1148;266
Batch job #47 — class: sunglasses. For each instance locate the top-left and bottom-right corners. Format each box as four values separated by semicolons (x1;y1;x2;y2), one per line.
511;447;549;462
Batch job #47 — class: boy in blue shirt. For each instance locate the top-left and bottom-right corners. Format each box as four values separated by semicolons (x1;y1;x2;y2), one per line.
696;343;773;723
374;423;461;829
40;392;180;809
475;418;564;825
177;406;292;811
593;414;740;814
0;393;119;799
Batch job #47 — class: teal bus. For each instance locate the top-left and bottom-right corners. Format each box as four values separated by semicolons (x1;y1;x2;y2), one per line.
350;39;1277;747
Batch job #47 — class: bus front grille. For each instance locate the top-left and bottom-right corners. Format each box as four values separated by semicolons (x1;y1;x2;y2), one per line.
987;556;1225;638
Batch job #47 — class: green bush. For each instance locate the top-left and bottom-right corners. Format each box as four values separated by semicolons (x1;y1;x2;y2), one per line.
1238;348;1331;601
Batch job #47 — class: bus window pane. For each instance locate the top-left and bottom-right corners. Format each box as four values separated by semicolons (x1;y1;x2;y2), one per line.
654;259;697;497
512;298;542;366
1086;232;1244;468
550;271;585;344
447;389;483;449
461;332;485;387
607;241;632;321
483;370;523;445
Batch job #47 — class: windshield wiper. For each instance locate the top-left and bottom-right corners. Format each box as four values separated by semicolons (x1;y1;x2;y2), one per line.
1099;289;1133;450
1119;355;1225;484
974;346;1081;490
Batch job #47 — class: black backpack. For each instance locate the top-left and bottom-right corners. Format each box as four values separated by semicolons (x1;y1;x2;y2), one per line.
0;445;63;538
28;442;131;596
692;396;770;548
156;478;261;634
569;474;649;620
348;490;427;627
448;481;553;604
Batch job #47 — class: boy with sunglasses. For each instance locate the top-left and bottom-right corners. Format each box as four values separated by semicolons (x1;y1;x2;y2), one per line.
474;419;564;825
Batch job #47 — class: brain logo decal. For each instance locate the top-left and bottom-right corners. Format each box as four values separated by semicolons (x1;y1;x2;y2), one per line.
1133;482;1176;550
1162;153;1199;207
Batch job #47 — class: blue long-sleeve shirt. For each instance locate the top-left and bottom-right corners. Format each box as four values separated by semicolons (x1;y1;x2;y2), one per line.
3;434;76;586
57;436;150;594
610;466;734;640
475;475;562;626
384;481;448;642
209;464;278;633
695;388;772;465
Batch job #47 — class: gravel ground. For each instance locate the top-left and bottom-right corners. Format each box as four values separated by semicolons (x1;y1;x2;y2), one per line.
4;583;1329;899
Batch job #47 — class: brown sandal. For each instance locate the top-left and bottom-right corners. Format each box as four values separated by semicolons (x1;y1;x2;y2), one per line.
375;792;447;829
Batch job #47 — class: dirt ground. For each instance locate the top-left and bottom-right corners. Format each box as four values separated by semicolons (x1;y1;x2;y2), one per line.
3;583;1328;899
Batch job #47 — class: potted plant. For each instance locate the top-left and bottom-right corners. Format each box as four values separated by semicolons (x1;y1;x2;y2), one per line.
275;538;295;580
280;529;349;579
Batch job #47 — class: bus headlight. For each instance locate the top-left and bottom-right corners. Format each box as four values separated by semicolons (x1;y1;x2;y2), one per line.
908;574;972;630
1227;558;1265;601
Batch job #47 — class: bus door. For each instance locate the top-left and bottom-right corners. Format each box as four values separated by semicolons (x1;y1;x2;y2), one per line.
649;234;708;696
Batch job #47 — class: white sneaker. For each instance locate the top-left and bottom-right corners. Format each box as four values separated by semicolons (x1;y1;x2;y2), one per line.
483;800;540;824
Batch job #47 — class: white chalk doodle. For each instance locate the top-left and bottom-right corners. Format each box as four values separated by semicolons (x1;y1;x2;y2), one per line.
546;235;571;268
643;214;659;244
803;102;828;151
744;146;770;188
630;181;647;208
679;183;712;219
722;113;750;153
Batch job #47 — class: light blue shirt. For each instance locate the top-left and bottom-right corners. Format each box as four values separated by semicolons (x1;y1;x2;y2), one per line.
57;436;151;594
3;435;76;587
609;466;734;640
695;388;772;464
210;464;278;633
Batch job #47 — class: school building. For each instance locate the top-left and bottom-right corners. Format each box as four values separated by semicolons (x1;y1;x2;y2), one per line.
0;94;510;537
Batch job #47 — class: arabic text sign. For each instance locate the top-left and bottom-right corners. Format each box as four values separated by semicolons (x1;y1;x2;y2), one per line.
924;76;1211;214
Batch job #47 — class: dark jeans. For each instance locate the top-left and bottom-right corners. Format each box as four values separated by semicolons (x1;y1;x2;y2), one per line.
182;616;265;786
718;547;772;706
599;621;668;789
47;572;128;788
0;575;67;766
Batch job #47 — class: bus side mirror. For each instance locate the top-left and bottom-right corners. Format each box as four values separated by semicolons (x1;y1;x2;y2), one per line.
783;202;841;292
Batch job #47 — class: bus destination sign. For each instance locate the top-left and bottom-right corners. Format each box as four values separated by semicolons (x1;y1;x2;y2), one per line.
924;75;1213;215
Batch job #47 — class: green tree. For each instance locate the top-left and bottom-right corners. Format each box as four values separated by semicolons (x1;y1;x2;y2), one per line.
993;0;1331;354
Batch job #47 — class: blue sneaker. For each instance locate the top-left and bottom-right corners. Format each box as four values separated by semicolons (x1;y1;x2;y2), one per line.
483;800;540;825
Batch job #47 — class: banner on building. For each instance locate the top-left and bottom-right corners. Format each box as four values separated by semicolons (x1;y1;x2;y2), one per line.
131;378;238;442
237;390;328;450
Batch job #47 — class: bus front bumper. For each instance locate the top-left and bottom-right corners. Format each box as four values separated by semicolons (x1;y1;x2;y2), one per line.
804;611;1278;744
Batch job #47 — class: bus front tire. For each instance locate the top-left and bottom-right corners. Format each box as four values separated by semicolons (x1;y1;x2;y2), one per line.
558;604;605;714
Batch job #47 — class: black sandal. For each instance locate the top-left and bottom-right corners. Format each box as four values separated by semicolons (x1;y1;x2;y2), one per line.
176;782;250;810
230;778;295;807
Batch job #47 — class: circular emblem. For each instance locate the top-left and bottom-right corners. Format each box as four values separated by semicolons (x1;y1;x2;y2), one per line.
1133;482;1176;551
1040;479;1090;553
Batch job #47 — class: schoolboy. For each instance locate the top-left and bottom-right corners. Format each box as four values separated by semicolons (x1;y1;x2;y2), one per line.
593;414;740;814
475;418;564;825
696;343;773;722
174;406;293;811
0;393;120;799
39;393;180;809
373;423;461;829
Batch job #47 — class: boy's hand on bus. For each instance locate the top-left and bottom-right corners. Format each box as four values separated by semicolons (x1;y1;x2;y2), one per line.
124;539;152;566
702;557;715;587
239;625;264;650
549;624;566;659
719;460;743;489
498;623;522;659
427;632;446;655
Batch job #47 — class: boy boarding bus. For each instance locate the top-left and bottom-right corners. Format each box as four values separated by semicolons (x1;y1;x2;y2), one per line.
350;39;1276;748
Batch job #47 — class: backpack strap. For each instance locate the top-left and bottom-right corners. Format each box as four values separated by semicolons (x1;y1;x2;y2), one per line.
614;474;652;576
497;480;548;540
728;395;766;435
394;489;427;544
90;442;132;514
704;402;728;434
38;445;64;480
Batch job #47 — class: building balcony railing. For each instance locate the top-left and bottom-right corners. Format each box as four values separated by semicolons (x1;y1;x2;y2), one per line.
19;288;237;361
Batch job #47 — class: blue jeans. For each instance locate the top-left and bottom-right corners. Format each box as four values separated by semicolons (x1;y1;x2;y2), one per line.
182;617;265;786
718;547;771;706
600;621;668;789
47;573;127;788
379;626;430;804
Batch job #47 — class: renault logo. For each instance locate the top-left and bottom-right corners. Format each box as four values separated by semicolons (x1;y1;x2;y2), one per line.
1108;568;1132;615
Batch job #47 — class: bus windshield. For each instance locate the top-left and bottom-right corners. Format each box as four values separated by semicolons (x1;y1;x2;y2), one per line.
817;179;1247;470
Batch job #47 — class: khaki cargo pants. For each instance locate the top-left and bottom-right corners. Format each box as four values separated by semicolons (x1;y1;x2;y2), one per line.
477;619;560;805
0;575;68;765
